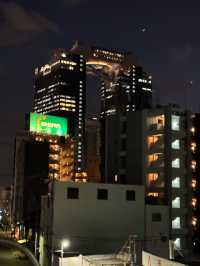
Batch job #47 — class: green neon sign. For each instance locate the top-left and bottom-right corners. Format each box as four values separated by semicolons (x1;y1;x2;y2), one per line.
29;113;68;136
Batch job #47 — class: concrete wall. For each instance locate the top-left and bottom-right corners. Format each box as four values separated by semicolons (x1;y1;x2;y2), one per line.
40;181;145;258
145;205;169;259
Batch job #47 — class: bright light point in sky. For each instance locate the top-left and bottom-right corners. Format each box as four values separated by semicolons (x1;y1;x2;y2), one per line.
141;28;147;32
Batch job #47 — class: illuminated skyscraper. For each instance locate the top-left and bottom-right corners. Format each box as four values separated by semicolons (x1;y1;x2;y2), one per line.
33;50;86;173
71;42;152;180
33;43;152;181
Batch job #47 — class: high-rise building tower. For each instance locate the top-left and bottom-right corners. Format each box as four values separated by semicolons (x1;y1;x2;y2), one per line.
71;41;152;117
33;43;152;181
33;50;86;174
71;41;152;180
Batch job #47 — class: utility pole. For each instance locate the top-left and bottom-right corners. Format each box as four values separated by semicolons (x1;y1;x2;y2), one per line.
129;234;138;266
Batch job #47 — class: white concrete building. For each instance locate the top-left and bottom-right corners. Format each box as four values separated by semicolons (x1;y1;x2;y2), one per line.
39;181;145;266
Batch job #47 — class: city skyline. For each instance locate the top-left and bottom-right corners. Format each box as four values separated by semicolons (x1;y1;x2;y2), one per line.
1;0;200;185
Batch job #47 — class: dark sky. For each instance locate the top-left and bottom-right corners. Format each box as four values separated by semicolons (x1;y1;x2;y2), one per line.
0;0;200;185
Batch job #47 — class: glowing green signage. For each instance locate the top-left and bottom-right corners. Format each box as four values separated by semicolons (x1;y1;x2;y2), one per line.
29;113;68;136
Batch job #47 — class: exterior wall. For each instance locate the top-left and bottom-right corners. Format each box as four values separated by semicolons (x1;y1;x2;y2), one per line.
13;131;75;242
142;251;187;266
102;105;193;258
143;105;192;258
104;115;120;183
40;182;145;265
85;119;101;182
145;205;169;259
126;111;145;185
0;186;12;225
103;111;145;185
13;132;50;242
191;113;200;253
13;134;26;224
34;51;86;173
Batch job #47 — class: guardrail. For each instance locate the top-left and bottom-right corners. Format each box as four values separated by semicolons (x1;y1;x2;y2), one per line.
0;239;40;266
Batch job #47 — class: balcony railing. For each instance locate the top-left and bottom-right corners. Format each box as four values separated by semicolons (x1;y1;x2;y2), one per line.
149;124;164;131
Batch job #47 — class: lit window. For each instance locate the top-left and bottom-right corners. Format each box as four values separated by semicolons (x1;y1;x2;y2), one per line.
191;160;196;171
191;142;196;152
192;179;197;189
192;217;197;227
192;198;197;208
174;238;181;249
171;115;180;131
61;53;66;58
172;158;180;168
147;192;159;197
172;177;180;188
171;140;180;150
148;173;158;185
172;217;181;229
172;197;180;208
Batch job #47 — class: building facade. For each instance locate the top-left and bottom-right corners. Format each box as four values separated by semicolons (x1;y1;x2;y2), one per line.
33;50;86;174
85;118;101;182
72;43;152;180
39;181;145;266
13;113;75;239
137;105;192;258
0;186;12;226
190;113;200;253
101;104;193;258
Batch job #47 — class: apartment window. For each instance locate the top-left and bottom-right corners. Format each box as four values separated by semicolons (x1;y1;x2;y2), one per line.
120;174;127;184
121;121;127;134
172;197;181;208
192;179;197;189
171;139;180;150
126;190;135;201
152;213;161;222
121;139;127;151
97;189;108;200
171;115;180;131
67;187;79;199
172;217;181;229
191;160;196;171
120;156;126;168
174;238;181;249
172;158;180;168
172;177;180;188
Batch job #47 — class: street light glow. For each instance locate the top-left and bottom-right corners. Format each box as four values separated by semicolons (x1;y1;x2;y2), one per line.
62;239;70;249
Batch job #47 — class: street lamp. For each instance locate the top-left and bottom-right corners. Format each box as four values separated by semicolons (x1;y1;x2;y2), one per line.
61;239;70;266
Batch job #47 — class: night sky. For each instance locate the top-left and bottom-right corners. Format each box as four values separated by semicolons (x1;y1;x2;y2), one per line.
0;0;200;185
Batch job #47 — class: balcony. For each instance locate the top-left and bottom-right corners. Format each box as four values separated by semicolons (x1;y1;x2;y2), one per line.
148;154;164;169
148;135;164;152
149;123;164;132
